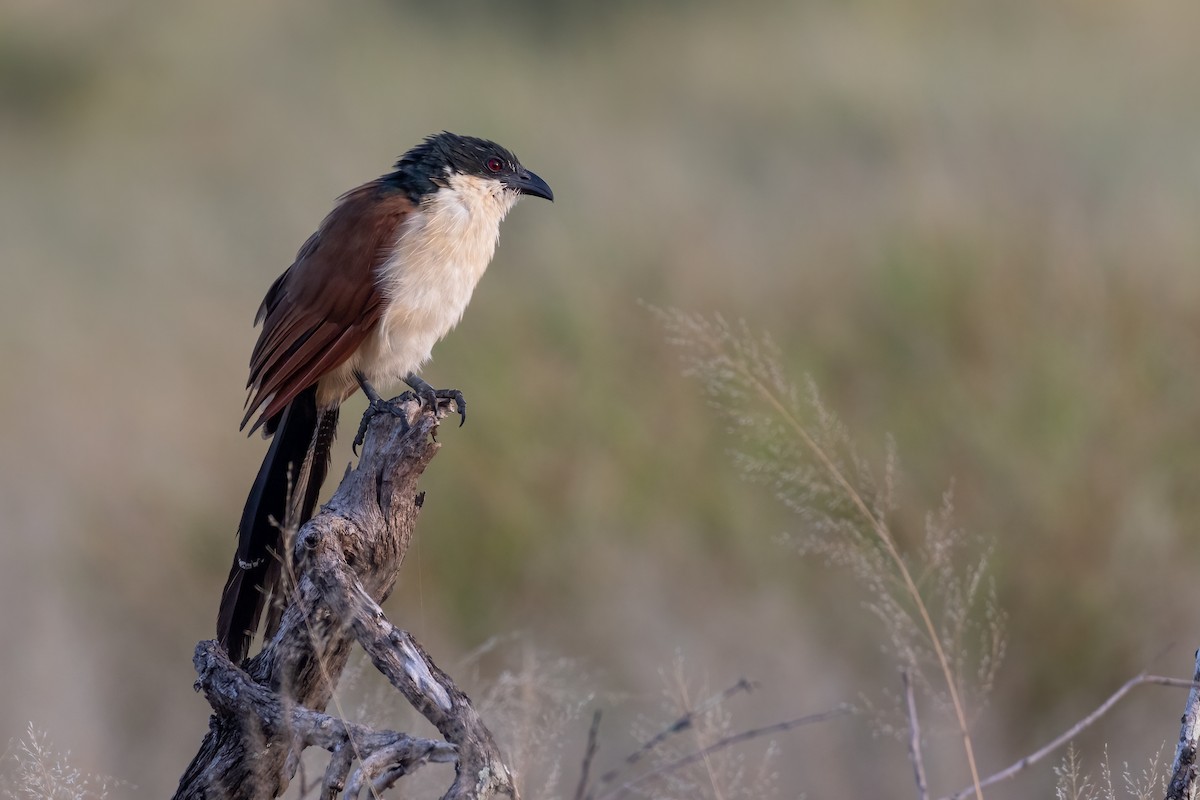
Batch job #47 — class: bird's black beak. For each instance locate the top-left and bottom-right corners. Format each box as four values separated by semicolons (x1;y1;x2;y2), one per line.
507;169;554;201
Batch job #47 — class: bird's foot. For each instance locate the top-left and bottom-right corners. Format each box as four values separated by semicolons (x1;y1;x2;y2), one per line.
352;391;416;455
432;388;467;427
404;374;466;428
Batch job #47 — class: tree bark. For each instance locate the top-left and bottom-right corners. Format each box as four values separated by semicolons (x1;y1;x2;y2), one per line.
173;400;515;800
1166;649;1200;800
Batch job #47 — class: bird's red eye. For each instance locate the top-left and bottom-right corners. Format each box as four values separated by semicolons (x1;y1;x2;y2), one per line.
486;157;504;173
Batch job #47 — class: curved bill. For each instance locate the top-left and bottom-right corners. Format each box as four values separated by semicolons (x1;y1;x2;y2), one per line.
506;169;554;201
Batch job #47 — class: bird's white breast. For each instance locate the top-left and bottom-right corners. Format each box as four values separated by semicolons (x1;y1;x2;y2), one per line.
331;173;520;398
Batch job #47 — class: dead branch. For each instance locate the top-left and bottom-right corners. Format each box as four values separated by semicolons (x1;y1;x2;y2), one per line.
573;710;602;800
902;668;929;800
583;695;854;800
941;671;1200;800
593;677;757;791
1166;648;1200;800
173;399;516;800
191;639;456;798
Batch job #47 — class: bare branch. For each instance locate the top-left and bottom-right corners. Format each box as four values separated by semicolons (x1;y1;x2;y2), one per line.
594;677;757;790
1166;649;1200;800
306;546;515;799
574;710;602;800
902;669;929;800
593;705;851;800
191;639;456;797
941;673;1200;800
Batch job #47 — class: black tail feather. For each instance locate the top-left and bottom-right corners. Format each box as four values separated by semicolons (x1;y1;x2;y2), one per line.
216;386;338;663
261;404;338;645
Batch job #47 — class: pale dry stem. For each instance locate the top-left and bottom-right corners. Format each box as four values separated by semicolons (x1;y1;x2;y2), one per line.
657;308;988;798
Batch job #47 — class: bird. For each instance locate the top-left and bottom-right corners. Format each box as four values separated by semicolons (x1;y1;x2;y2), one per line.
216;132;553;662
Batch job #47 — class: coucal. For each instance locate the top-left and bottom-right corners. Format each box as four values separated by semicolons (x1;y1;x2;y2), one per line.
217;132;553;662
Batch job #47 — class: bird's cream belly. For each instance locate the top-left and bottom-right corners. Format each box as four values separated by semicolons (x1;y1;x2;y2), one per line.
372;296;471;381
315;172;518;408
314;268;482;407
315;301;469;406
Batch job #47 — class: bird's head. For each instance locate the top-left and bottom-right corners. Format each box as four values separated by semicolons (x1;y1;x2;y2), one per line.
388;132;553;205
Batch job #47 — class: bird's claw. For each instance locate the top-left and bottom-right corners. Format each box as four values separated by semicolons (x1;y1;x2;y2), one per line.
433;388;467;427
352;392;416;455
351;385;467;455
414;387;465;443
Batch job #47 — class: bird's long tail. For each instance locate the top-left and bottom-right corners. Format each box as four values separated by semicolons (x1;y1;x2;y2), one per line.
217;385;338;663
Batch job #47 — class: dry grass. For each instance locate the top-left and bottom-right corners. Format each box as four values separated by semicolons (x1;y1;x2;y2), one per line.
0;725;121;800
1054;744;1167;800
658;309;1003;793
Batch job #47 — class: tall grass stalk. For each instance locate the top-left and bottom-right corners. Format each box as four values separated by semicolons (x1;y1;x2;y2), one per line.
658;308;1006;799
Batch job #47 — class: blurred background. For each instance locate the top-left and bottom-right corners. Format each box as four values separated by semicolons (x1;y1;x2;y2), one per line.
3;0;1200;796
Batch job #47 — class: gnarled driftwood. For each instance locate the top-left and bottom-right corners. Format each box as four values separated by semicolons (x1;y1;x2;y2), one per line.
174;399;515;800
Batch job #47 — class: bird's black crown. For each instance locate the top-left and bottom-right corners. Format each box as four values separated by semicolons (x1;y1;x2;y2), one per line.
385;132;524;201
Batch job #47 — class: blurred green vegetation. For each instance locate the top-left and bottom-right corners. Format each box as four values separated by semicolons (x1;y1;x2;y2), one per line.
2;0;1199;796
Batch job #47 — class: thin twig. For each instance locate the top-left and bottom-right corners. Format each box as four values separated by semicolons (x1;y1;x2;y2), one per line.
594;677;756;790
941;674;1200;800
574;710;602;800
593;705;851;800
902;669;929;800
671;667;730;800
